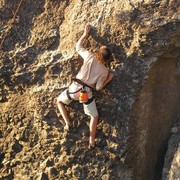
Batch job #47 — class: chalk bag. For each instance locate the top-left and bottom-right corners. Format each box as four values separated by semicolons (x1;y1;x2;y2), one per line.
79;87;88;103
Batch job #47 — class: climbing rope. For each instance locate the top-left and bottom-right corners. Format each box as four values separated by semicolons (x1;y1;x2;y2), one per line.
0;0;24;49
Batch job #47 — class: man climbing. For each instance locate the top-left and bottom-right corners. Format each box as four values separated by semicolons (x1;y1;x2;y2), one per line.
57;24;114;149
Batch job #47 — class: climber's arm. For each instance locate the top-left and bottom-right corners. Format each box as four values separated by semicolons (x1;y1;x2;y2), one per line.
76;25;91;59
96;72;114;91
102;72;114;89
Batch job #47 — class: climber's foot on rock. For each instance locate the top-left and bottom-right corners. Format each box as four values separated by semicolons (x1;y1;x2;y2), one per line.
88;143;96;150
64;124;71;132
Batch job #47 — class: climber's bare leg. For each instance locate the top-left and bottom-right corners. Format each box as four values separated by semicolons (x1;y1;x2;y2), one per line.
89;115;98;146
57;100;70;129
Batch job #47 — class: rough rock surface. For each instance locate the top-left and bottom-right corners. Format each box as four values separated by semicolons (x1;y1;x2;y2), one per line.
162;120;180;180
0;0;180;179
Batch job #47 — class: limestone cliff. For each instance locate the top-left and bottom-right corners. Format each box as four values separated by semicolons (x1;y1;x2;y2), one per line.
0;0;180;179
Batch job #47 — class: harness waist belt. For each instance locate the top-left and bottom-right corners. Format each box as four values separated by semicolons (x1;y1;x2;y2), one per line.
72;77;94;89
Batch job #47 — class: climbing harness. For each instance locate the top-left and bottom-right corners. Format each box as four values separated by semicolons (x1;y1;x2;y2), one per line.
66;88;81;100
66;77;94;104
71;77;93;90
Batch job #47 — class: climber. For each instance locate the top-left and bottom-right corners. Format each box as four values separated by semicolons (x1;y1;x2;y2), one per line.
57;24;114;149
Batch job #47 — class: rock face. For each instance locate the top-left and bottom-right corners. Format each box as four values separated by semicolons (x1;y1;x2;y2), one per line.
162;120;180;180
0;0;180;179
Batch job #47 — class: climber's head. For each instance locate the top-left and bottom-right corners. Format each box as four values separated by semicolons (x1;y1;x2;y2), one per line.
94;46;112;64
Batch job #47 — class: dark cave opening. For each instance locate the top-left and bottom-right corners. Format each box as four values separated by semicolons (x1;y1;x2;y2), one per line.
129;50;180;180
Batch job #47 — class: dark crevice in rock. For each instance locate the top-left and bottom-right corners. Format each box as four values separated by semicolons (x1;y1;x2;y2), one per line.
128;51;180;179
